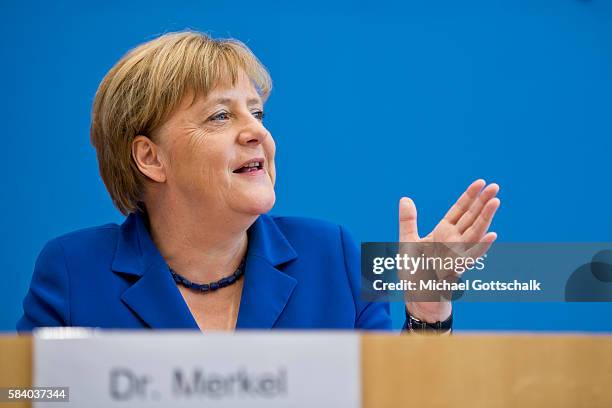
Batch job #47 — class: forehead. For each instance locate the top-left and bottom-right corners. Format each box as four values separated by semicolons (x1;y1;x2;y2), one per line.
199;72;262;106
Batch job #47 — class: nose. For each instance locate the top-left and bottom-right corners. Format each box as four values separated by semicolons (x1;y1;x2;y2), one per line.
237;117;269;147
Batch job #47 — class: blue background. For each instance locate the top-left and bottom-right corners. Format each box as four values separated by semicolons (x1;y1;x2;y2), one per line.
2;0;611;332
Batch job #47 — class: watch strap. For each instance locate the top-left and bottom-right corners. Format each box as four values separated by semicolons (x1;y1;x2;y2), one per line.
406;308;453;333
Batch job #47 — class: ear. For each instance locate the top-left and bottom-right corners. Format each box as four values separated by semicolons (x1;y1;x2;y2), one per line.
132;135;167;183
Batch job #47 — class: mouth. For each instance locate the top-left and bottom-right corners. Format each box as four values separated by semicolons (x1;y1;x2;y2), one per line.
233;157;265;174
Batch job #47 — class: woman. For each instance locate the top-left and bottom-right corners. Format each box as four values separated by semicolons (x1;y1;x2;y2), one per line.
17;31;500;332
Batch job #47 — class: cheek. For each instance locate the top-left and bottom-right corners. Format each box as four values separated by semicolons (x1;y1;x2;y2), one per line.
169;135;221;187
266;136;277;183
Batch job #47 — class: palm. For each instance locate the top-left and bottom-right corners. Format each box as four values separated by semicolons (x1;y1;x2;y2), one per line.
400;179;500;257
399;180;500;270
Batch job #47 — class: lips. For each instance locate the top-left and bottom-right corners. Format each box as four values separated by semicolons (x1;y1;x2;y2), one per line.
233;158;265;173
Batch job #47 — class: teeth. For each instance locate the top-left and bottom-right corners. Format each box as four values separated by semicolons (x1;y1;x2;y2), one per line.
246;162;260;168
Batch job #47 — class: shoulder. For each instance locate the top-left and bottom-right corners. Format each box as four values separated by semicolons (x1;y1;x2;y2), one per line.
262;214;359;261
269;215;343;235
267;214;357;247
49;222;120;247
39;223;121;265
19;222;123;331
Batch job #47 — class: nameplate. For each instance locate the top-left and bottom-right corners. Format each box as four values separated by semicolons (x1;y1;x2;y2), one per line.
33;329;360;407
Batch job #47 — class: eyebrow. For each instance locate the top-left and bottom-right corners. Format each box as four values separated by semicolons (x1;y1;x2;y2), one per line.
210;97;262;107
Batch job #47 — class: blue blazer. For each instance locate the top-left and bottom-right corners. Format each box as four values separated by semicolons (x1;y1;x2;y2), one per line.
17;213;395;331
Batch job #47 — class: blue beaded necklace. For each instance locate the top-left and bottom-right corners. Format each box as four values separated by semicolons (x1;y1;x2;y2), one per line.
169;258;246;293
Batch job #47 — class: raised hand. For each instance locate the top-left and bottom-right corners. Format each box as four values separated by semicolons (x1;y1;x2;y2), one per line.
398;179;501;322
399;179;500;257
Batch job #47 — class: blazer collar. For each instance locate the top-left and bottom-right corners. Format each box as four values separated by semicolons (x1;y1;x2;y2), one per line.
111;212;298;329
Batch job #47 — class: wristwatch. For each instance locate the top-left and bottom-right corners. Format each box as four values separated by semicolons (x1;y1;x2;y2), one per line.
406;308;453;333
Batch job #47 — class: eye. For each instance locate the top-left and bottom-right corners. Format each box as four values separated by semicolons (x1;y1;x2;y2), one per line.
209;111;230;122
252;110;265;122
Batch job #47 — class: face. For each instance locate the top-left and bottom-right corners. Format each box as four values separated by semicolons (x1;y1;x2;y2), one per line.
151;72;276;218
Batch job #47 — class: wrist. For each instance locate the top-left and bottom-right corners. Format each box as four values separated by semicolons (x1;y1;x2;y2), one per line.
406;301;452;323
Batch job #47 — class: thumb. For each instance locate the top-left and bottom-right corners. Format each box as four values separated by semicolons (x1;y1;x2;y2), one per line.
399;197;419;242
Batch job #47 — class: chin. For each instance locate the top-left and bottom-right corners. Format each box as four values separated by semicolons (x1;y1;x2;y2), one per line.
238;191;276;215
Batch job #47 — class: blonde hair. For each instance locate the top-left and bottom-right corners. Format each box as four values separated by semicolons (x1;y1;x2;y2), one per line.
90;30;272;215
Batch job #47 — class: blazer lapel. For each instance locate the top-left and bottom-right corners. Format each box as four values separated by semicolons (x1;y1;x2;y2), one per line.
120;263;200;329
236;215;298;329
112;213;199;329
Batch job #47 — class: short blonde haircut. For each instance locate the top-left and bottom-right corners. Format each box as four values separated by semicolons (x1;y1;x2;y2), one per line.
90;31;272;215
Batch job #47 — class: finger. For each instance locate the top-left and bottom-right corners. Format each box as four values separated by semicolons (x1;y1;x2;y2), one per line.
463;198;500;242
456;183;499;233
443;179;486;225
399;197;419;241
466;232;497;259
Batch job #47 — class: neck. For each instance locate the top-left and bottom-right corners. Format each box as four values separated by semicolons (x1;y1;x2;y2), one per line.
144;194;257;283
